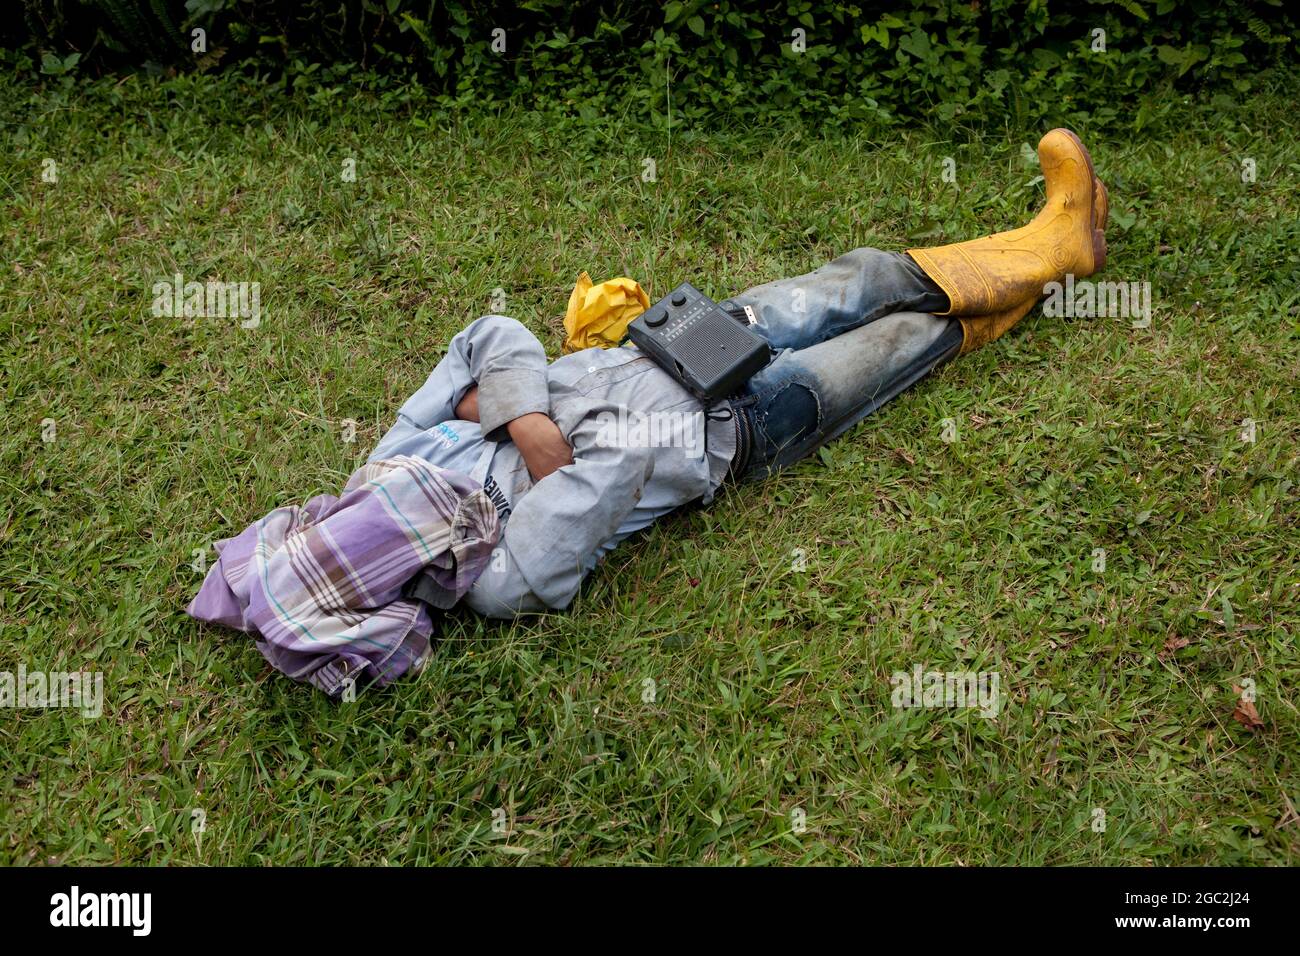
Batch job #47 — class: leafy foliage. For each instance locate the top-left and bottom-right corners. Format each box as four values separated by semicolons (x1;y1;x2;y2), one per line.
5;0;1297;128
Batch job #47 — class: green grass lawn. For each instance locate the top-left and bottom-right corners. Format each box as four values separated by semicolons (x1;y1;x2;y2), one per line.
2;73;1297;865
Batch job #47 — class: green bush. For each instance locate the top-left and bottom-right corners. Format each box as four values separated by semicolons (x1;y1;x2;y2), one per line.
6;0;1297;128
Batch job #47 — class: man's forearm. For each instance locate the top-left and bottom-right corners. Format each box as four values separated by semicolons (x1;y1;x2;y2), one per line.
455;387;574;482
507;412;574;481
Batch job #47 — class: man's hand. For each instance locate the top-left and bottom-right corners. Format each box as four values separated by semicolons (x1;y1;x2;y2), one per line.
455;385;480;423
508;412;574;482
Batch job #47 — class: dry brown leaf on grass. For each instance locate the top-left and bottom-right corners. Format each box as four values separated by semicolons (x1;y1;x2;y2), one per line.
1158;635;1191;660
1232;685;1264;731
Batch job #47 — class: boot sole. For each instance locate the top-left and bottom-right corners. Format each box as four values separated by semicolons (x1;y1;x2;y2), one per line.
1092;176;1109;272
1054;128;1107;273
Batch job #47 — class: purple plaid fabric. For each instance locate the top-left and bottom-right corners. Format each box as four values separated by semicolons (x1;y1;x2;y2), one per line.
186;456;499;697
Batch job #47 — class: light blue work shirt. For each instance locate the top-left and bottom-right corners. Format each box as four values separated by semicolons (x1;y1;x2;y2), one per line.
369;315;735;619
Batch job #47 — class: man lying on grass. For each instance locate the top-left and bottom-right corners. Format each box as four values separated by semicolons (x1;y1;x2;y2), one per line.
377;128;1109;619
189;128;1108;695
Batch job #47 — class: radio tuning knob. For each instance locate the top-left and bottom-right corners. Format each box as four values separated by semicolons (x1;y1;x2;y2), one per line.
645;309;667;327
671;292;687;307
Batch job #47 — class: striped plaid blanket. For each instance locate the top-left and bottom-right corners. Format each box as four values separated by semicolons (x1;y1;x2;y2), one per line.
186;456;499;697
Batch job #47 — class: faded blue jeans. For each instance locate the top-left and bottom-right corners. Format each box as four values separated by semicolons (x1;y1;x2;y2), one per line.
719;248;961;479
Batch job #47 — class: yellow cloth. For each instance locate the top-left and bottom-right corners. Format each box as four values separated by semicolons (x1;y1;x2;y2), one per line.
562;272;650;353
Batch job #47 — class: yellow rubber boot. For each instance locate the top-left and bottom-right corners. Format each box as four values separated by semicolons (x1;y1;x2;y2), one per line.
909;129;1107;352
950;135;1110;355
956;298;1038;355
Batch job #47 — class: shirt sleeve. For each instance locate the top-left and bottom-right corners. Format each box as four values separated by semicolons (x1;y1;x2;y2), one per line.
464;394;655;616
461;315;553;441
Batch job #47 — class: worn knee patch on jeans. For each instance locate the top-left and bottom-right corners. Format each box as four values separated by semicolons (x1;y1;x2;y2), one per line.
761;382;820;448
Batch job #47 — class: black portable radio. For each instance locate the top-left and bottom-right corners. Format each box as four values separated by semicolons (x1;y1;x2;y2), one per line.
627;282;771;401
